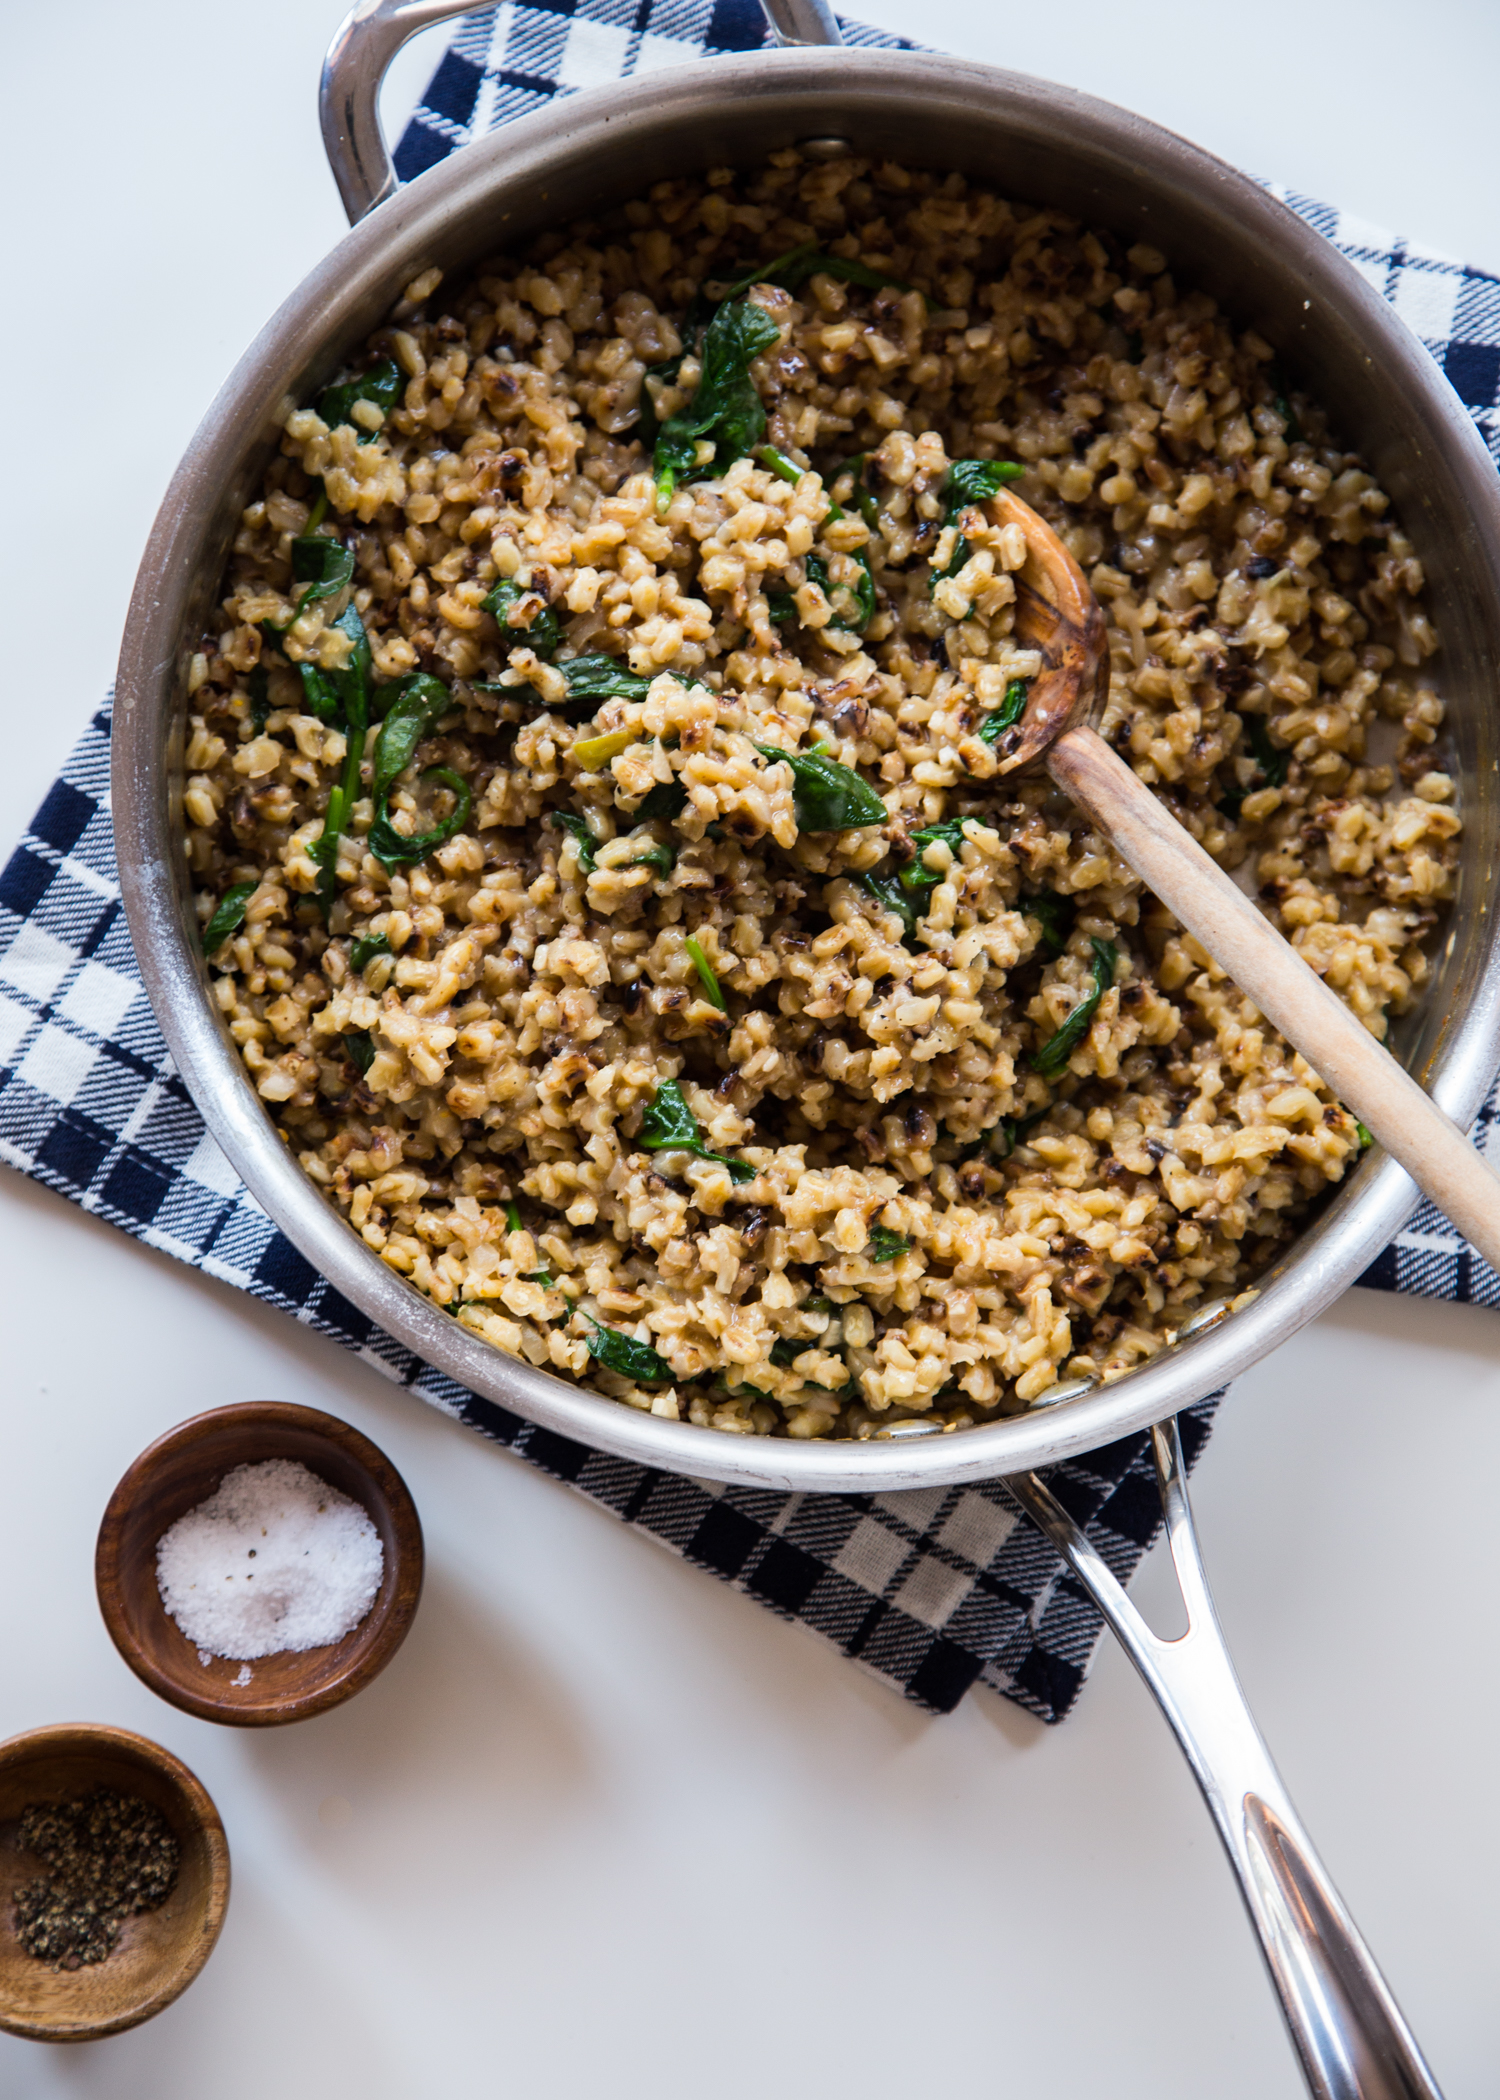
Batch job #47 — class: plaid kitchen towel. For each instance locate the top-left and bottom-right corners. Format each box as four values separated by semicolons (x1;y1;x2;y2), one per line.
3;4;1499;1725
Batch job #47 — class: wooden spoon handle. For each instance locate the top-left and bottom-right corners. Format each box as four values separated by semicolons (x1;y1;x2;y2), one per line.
1048;721;1500;1270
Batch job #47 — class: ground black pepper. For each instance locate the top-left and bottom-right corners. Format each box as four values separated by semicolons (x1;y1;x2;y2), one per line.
11;1788;179;1970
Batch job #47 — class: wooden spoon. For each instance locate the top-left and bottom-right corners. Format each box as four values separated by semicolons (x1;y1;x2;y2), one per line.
981;485;1500;1270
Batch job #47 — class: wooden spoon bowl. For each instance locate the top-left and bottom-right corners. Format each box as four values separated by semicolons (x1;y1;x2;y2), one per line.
96;1402;423;1727
0;1722;228;2041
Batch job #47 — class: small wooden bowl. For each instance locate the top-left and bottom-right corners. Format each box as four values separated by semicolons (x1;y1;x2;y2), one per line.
0;1722;229;2041
96;1402;423;1727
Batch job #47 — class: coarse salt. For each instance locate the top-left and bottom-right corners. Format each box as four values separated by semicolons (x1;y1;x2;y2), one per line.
156;1459;383;1661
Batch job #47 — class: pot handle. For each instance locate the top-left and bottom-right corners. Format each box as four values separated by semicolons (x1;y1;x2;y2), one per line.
321;0;845;227
1009;1421;1444;2100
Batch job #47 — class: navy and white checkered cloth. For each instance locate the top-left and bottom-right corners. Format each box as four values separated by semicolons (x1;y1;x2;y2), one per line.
2;2;1498;1722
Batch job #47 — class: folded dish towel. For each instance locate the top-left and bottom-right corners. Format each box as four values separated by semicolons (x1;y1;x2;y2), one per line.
2;3;1497;1723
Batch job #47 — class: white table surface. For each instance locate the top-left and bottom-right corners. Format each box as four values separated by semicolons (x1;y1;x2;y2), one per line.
3;2;1500;2092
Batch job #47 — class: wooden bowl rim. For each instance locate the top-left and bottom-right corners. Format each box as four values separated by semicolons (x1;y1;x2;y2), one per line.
0;1720;230;2041
95;1402;424;1728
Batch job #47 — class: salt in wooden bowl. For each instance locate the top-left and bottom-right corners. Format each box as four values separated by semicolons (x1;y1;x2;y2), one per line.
0;1721;229;2041
95;1401;423;1726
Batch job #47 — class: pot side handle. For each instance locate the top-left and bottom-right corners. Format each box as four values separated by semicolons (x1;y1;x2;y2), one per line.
320;0;844;227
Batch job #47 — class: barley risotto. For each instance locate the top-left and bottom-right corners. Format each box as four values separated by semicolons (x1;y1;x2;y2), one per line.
181;150;1457;1440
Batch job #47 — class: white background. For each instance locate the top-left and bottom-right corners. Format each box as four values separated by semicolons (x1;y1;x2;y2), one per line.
3;1;1500;2093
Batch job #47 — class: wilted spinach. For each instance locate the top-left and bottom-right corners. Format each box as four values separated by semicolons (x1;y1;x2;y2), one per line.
899;819;967;899
752;742;886;832
1032;937;1117;1078
343;1031;376;1075
289;535;355;620
631;840;677;878
1025;892;1075;960
366;766;472;870
639;1079;755;1182
317;357;403;442
945;458;1026;515
977;679;1030;746
550;809;598;874
932;457;1025;590
803;550;875;634
633;780;689;824
484;577;561;662
1218;712;1289;818
557;655;653;707
654;297;782;503
202;882;256;957
859;870;918;938
370;673;452;807
584;1316;674;1383
247;667;271;735
868;1225;912;1262
350;932;391;973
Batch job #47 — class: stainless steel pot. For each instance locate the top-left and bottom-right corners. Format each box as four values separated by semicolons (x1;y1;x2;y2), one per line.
113;0;1500;1501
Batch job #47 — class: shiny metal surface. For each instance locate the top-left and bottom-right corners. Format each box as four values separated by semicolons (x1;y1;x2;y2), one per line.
320;0;485;224
758;0;845;46
114;25;1500;1498
1011;1422;1444;2100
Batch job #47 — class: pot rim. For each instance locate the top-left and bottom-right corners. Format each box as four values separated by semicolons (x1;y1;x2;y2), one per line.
113;46;1500;1494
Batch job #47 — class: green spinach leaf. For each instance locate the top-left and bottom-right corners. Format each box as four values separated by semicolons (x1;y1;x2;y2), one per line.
299;664;341;725
868;1225;912;1262
343;1030;376;1075
841;454;882;531
805;550;874;634
484;578;561;662
631;841;676;878
639;1078;755;1183
633;780;689;824
860;870;918;938
944;458;1025;516
505;1201;523;1235
1218;712;1289;818
1032;937;1117;1078
370;673;452;806
366;766;473;871
247;668;271;734
932;460;1025;592
202;882;256;957
584;1316;674;1383
1025;892;1075;960
550;809;598;875
289;535;355;619
317;357;402;443
752;742;886;832
654;297;781;503
978;679;1030;745
899;819;967;898
557;655;653;707
350;932;391;973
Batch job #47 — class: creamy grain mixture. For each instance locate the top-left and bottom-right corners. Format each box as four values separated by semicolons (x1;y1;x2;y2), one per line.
181;150;1458;1440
